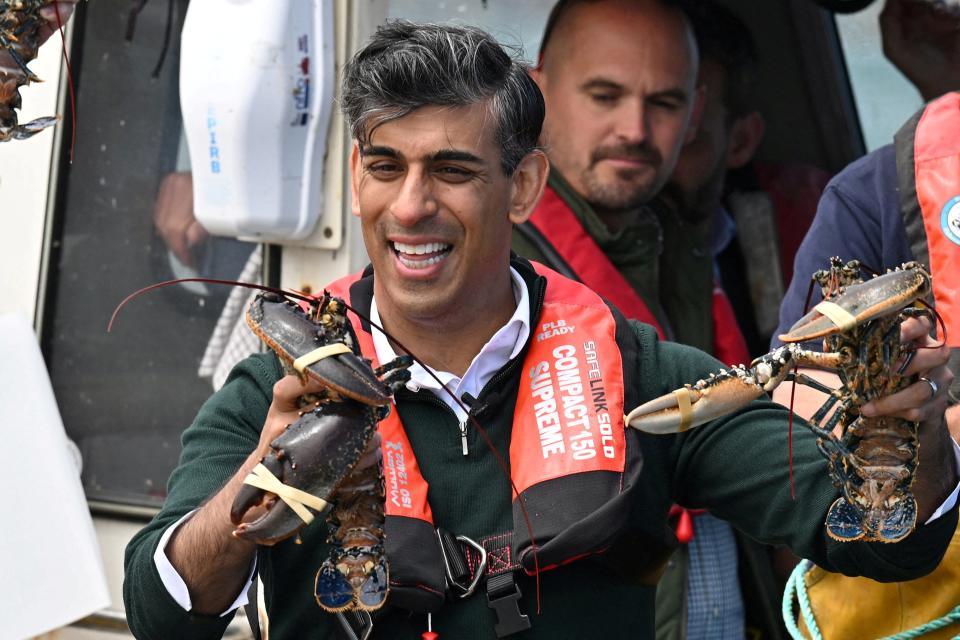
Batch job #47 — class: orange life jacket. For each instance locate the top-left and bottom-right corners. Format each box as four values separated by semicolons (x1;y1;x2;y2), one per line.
325;262;644;614
895;91;960;401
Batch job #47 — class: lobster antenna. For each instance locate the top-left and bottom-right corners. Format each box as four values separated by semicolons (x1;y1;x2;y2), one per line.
51;0;77;163
336;296;544;612
106;278;314;332
787;367;798;500
787;278;823;497
125;0;149;40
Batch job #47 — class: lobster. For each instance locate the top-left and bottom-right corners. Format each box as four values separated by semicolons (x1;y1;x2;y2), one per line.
229;290;412;613
626;260;934;543
0;0;65;141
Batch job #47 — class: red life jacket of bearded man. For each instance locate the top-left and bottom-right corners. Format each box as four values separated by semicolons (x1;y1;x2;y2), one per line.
519;188;751;368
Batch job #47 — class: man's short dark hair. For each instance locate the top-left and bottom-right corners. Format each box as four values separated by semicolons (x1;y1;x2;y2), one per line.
341;21;544;175
683;1;759;119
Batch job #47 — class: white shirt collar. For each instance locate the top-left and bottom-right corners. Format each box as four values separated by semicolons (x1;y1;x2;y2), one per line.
370;267;530;420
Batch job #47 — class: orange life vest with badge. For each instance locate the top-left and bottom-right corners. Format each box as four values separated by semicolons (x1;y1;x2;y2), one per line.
325;262;648;622
895;91;960;402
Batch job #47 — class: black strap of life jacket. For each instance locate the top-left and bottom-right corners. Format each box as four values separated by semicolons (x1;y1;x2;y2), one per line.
443;530;530;638
463;532;521;578
515;221;581;281
486;572;532;637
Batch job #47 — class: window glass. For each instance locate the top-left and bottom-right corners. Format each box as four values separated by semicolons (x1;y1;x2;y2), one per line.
43;0;258;508
835;5;923;151
385;1;555;62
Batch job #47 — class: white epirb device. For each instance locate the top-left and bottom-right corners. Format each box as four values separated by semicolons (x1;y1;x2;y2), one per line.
180;0;335;241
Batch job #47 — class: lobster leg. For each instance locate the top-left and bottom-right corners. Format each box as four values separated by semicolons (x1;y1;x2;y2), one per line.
789;371;840;398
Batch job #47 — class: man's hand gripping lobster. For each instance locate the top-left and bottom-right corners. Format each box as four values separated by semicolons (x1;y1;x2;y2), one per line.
626;261;955;543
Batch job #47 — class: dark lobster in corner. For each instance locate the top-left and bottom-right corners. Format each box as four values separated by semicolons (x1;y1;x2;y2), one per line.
0;0;61;141
229;291;412;612
626;259;934;543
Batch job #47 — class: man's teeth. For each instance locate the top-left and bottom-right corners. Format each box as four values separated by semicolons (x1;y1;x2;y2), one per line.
393;241;450;255
399;253;445;268
392;241;451;269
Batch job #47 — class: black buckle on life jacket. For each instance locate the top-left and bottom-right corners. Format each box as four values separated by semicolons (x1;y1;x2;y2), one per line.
437;528;487;598
486;572;531;638
335;610;373;640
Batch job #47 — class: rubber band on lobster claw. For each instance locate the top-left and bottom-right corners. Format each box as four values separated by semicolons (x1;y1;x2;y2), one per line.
241;463;330;526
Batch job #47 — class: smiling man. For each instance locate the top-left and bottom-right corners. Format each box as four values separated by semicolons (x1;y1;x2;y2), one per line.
124;20;958;640
350;103;544;376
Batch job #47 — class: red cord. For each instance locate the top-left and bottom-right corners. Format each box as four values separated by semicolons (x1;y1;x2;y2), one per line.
52;0;77;162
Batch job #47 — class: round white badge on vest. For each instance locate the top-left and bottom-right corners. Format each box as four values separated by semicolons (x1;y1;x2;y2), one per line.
942;196;960;246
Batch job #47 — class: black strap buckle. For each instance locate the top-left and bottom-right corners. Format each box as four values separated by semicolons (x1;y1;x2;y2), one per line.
335;610;373;640
437;528;487;598
486;572;531;638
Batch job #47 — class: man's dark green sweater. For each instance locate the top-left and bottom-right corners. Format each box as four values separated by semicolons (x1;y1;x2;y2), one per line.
123;261;956;640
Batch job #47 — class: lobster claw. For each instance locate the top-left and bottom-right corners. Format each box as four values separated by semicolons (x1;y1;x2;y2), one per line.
780;263;931;344
247;293;396;405
625;347;797;434
231;401;380;545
